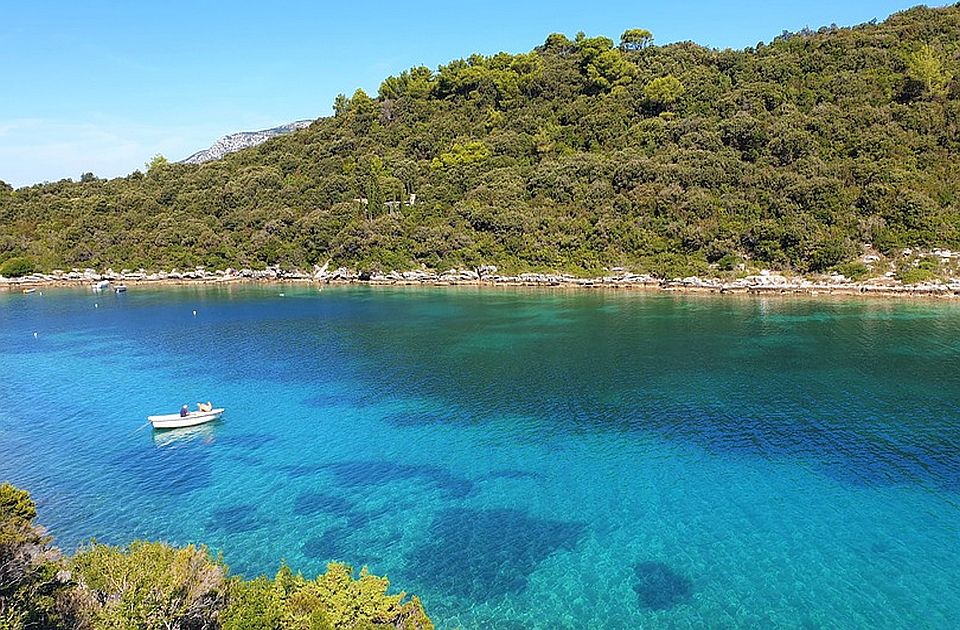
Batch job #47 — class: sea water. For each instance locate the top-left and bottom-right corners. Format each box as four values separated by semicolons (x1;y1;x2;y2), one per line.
1;285;959;628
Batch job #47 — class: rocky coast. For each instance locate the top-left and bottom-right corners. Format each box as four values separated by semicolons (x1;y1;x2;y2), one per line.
3;265;960;299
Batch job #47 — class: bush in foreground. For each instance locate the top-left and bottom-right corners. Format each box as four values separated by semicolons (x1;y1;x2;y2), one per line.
0;483;80;628
70;540;227;629
222;564;432;630
0;482;433;629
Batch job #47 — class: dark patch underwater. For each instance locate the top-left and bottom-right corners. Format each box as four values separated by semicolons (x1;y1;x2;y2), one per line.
633;561;693;611
320;460;474;499
206;504;262;534
405;507;585;601
292;492;354;517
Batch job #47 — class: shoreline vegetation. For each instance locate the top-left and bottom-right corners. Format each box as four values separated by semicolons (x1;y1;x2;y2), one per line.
0;482;433;629
3;264;960;299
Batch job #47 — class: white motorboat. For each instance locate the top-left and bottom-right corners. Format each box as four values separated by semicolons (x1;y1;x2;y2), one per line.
148;408;224;429
93;280;110;291
115;285;127;293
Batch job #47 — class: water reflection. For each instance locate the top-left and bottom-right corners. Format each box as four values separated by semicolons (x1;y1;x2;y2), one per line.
152;423;217;448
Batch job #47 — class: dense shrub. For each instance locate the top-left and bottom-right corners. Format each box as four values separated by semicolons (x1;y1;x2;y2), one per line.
222;564;433;630
835;261;871;281
0;484;434;629
0;483;74;628
896;256;941;284
0;257;35;278
70;541;227;629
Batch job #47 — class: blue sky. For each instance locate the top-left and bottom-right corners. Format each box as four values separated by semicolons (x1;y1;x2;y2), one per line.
0;1;939;187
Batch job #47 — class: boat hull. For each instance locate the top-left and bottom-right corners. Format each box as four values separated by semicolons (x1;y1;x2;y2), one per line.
148;408;224;429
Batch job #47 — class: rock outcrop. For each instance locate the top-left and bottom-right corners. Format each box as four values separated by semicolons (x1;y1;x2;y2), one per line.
180;120;313;164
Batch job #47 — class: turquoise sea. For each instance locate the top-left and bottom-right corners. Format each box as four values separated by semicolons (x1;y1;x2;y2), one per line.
1;285;959;628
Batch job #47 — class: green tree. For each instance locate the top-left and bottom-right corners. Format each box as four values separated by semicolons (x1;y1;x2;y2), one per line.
0;484;36;522
379;66;434;100
0;484;435;629
146;154;169;172
906;44;952;97
432;140;492;168
2;8;960;277
364;171;385;218
348;88;378;135
333;93;350;116
644;75;684;107
542;32;574;54
575;34;637;93
619;28;653;51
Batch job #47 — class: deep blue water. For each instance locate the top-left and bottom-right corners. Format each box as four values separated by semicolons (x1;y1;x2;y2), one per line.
1;285;959;628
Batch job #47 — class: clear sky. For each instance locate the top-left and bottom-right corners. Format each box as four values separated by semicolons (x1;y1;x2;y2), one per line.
0;1;940;187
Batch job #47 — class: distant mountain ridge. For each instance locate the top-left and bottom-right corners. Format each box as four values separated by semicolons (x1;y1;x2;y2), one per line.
180;120;313;164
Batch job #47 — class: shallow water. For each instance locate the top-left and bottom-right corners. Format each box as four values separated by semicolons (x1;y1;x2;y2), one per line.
1;286;959;628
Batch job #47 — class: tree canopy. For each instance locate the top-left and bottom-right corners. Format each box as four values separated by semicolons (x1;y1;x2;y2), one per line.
907;44;953;97
146;154;169;172
620;28;653;51
643;75;684;107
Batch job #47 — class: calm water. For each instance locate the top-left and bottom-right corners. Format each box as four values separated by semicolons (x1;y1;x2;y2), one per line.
2;286;959;628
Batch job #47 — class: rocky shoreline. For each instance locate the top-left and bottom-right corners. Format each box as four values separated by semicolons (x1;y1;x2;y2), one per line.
3;265;960;299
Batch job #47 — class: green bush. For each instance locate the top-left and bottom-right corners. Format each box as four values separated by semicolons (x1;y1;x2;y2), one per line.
0;483;37;523
0;484;435;629
0;257;35;278
716;253;740;272
0;482;73;629
808;240;850;273
222;563;433;630
917;257;940;272
896;258;939;284
835;262;871;281
71;540;227;629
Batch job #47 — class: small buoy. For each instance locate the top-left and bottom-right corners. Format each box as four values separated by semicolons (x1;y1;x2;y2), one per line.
193;310;197;316
38;291;42;296
33;332;38;338
95;303;99;308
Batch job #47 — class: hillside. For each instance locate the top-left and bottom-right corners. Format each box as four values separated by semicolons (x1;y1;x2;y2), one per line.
1;4;960;279
180;120;314;164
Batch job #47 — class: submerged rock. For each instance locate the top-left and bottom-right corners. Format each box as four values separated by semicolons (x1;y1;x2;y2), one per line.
633;561;693;610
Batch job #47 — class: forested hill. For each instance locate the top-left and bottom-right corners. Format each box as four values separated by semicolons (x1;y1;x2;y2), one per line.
2;4;960;279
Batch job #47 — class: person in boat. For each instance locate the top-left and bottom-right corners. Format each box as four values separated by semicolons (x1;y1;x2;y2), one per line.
197;401;213;413
180;404;190;417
